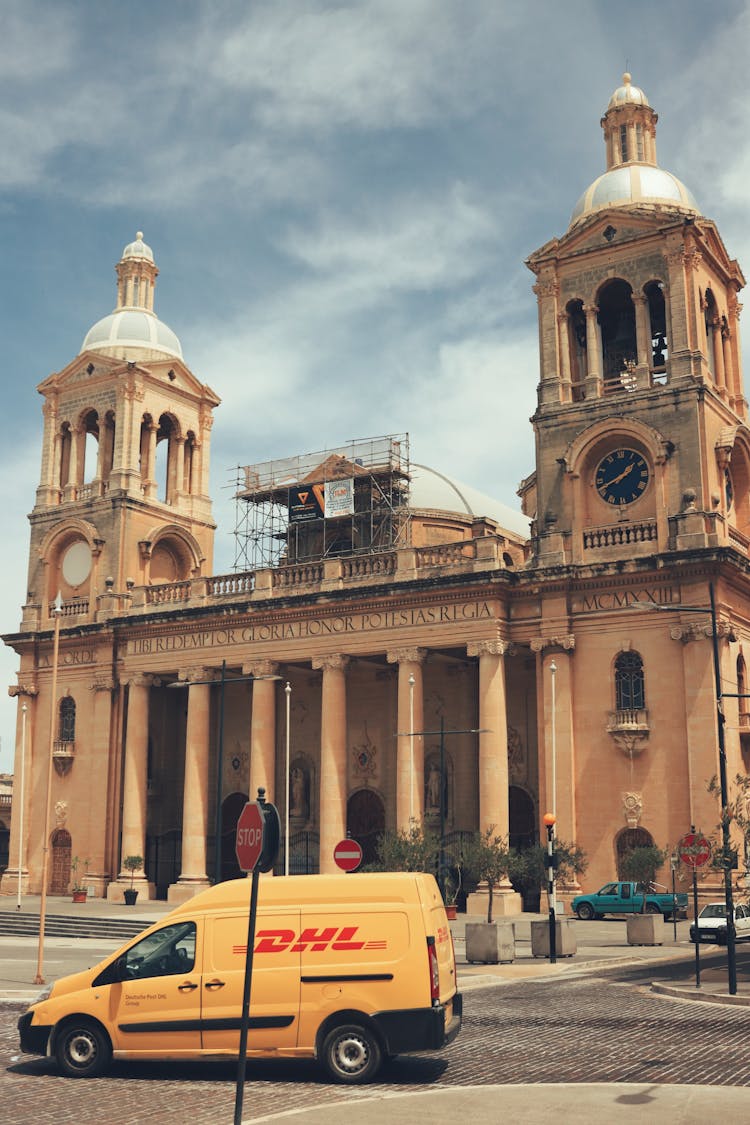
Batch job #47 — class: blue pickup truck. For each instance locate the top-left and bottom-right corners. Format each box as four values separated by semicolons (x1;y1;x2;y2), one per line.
571;881;688;920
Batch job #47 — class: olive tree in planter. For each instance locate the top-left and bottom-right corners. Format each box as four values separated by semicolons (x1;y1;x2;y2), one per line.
123;855;144;905
460;828;515;964
620;844;669;945
70;856;90;903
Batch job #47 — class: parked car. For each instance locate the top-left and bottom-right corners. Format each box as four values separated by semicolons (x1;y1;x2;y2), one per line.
689;901;750;944
571;881;687;920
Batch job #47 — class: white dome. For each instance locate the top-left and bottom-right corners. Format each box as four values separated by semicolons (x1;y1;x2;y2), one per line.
410;464;530;538
82;308;182;359
122;231;154;261
607;73;650;109
570;165;700;226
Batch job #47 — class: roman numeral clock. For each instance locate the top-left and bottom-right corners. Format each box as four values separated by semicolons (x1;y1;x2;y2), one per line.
594;449;650;506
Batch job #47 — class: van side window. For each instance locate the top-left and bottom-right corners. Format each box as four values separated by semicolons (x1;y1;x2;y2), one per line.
123;921;196;979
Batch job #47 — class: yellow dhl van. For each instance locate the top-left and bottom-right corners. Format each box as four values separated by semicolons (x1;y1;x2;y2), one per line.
19;871;461;1083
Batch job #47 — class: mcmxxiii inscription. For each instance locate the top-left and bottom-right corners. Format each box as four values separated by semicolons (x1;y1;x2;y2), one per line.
127;600;495;656
575;588;679;613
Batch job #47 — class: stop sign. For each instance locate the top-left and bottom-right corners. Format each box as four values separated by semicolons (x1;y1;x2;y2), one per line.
333;838;363;872
677;832;712;868
235;802;264;872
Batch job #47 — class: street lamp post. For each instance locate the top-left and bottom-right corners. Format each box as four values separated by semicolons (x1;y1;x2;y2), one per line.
35;592;63;985
634;581;737;995
550;660;557;821
408;673;415;824
543;812;557;963
169;667;282;885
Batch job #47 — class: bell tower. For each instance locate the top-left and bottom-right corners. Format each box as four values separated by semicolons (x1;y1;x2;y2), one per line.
23;233;220;628
523;75;746;569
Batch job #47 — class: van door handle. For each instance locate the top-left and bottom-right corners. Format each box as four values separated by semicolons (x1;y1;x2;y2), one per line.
204;979;226;990
178;982;199;992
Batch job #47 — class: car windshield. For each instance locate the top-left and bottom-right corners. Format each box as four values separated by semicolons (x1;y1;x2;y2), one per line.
699;905;726;920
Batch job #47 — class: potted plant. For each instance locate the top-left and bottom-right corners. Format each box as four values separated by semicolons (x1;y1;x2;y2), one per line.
460;828;515;963
122;854;143;905
620;844;668;945
70;856;89;902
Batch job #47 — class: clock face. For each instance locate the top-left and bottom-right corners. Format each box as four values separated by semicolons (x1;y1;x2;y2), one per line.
595;449;650;506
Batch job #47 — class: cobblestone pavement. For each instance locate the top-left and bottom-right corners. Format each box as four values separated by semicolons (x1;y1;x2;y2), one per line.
3;960;750;1124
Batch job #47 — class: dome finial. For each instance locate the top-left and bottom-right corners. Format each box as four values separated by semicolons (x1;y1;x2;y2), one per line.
136;230;144;241
622;71;632;86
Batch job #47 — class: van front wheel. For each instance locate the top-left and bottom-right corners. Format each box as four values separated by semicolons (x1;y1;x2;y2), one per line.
321;1023;382;1084
55;1019;111;1078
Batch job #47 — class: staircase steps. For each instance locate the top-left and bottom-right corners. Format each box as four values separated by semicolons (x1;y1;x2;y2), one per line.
0;912;153;942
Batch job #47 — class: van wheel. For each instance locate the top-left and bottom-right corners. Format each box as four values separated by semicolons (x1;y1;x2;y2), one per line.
55;1019;111;1078
321;1023;382;1084
645;903;660;915
575;902;595;921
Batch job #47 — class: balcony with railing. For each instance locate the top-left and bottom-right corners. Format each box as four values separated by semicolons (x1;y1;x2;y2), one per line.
583;521;658;551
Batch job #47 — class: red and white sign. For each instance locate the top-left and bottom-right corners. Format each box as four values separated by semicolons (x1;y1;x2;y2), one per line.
235;802;264;872
333;838;363;872
677;832;712;869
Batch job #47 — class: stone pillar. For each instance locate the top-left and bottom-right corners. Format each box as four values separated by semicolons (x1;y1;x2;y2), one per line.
145;423;158;498
532;639;577;851
0;687;37;896
387;648;425;830
557;312;573;401
174;436;186;499
246;661;279;803
583;304;602;397
108;674;152;901
467;640;511;837
632;293;651;388
721;324;733;402
712;317;727;395
313;655;349;874
169;667;212;902
727;294;745;415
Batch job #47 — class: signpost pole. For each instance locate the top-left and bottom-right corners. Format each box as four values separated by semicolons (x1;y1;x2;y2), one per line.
233;865;261;1125
678;827;710;990
692;865;701;990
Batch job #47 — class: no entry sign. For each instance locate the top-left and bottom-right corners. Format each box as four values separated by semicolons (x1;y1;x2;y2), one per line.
235;802;264;872
677;832;712;869
333;838;363;872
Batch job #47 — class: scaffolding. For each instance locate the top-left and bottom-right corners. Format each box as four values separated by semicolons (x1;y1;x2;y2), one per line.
231;434;411;572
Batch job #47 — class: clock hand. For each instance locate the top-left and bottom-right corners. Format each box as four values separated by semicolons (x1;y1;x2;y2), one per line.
608;462;635;486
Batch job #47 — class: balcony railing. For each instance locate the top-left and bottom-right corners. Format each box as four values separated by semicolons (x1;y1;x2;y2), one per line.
583;521;657;550
607;708;649;732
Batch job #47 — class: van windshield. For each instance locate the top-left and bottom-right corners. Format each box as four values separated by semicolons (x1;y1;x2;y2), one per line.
123;921;196;979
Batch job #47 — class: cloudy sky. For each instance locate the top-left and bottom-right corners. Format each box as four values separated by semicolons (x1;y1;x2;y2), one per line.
1;0;749;772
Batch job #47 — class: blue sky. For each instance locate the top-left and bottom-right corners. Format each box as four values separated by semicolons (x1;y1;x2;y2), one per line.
1;0;750;771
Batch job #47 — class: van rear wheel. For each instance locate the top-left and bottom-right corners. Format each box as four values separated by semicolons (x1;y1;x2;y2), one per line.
55;1019;111;1078
321;1022;382;1084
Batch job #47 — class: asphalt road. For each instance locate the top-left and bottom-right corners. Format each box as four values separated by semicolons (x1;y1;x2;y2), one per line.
3;949;750;1125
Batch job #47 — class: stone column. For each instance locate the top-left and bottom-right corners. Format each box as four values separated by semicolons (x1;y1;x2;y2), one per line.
313;654;349;874
583;304;602;397
721;324;733;402
557;312;572;402
467;640;511;836
170;667;212;902
1;686;38;896
246;661;279;803
712;317;727;395
532;638;577;850
174;436;186;499
631;293;651;388
387;648;425;830
145;422;158;498
108;674;152;901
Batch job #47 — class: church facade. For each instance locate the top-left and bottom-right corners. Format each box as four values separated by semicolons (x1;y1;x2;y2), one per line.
3;76;749;905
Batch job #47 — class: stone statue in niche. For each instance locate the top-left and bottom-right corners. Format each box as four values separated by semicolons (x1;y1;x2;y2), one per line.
289;765;309;820
426;762;441;813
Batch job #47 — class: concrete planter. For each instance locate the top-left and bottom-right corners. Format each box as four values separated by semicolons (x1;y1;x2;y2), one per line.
626;912;664;946
465;921;515;964
530;918;577;958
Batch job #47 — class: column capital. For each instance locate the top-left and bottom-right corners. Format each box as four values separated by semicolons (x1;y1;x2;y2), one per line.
125;672;156;689
386;647;426;666
91;677;117;693
530;634;576;653
312;654;350;672
175;667;211;684
466;639;514;658
669;621;733;644
242;660;280;679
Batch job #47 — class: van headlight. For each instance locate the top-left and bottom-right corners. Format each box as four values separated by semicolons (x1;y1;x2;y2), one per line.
33;984;53;1004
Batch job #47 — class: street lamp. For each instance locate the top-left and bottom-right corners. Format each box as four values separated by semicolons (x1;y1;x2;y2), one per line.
35;592;63;985
169;665;282;885
633;581;737;994
550;661;557;821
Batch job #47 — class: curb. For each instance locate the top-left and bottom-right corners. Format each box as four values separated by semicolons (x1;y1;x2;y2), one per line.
650;980;750;1007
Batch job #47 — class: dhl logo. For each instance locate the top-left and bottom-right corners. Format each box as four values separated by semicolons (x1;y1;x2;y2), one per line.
232;926;388;955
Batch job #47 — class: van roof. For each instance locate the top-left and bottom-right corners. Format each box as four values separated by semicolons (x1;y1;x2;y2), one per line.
167;871;441;917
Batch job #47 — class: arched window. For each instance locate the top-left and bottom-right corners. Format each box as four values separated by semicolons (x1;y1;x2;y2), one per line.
615;651;645;711
704;289;718;379
598;279;637;390
58;696;76;743
645;281;668;381
566;299;587;402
